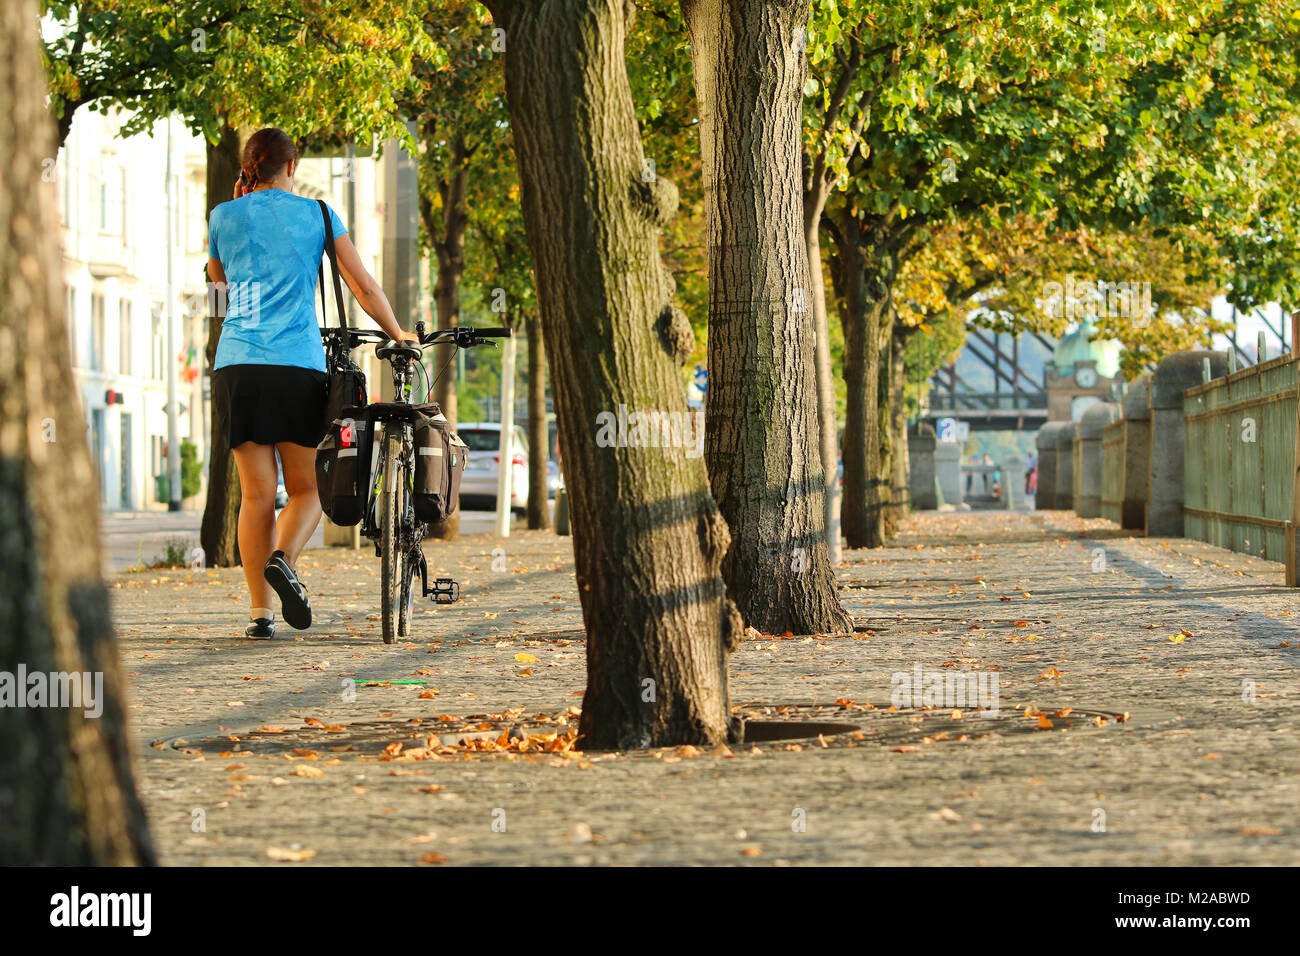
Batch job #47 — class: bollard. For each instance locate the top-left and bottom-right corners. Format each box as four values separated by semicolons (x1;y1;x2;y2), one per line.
1055;420;1079;512
908;426;939;510
1075;403;1119;518
554;486;571;536
1001;454;1027;510
1119;373;1152;530
934;441;964;506
1148;350;1229;536
1035;423;1062;510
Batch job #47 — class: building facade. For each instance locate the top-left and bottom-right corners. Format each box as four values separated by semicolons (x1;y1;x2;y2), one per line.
59;108;389;511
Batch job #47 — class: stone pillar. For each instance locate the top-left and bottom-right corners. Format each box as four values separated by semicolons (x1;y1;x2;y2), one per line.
908;429;939;510
1076;402;1119;517
1035;424;1059;510
935;441;963;506
1148;350;1228;536
1121;373;1151;530
1055;421;1078;512
1001;453;1026;509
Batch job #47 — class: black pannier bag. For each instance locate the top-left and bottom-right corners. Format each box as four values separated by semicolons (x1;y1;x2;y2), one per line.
315;407;374;526
412;404;468;523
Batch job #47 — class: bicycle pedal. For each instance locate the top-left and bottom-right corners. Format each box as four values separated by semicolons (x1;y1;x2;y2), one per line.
428;577;460;604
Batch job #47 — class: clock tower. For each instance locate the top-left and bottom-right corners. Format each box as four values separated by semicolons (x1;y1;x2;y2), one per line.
1045;318;1124;421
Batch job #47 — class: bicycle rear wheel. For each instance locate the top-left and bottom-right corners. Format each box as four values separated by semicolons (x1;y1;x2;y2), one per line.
380;426;409;644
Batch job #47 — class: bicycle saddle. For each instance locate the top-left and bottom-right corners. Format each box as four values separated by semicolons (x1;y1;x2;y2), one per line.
375;339;424;361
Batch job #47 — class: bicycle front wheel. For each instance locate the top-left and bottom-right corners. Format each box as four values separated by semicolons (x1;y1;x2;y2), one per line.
380;425;408;644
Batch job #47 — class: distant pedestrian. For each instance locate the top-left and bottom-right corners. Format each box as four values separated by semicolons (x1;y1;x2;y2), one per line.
207;127;416;639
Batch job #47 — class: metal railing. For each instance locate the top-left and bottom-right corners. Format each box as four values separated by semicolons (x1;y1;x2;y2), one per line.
1182;353;1299;565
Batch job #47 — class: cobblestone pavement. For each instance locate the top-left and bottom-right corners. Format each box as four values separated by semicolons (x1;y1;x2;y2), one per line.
114;509;1300;866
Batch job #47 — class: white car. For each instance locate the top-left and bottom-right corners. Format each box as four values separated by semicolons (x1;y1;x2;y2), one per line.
457;423;529;513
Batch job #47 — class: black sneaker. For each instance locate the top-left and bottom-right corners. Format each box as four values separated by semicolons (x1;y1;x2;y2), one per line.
264;550;312;630
245;617;276;640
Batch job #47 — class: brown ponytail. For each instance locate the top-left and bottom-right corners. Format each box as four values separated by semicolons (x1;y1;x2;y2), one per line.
240;127;299;189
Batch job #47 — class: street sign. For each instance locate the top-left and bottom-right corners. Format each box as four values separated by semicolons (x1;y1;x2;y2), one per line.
955;421;970;442
937;417;956;442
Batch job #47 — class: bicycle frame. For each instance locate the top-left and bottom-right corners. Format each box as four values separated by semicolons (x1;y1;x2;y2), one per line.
320;321;510;639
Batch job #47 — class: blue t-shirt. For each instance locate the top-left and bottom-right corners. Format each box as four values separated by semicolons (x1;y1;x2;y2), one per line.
208;190;347;372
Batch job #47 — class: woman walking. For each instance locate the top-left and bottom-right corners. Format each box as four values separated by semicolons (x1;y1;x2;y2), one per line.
207;127;414;639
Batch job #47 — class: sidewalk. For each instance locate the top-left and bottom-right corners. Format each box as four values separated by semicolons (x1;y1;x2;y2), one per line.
115;510;1300;865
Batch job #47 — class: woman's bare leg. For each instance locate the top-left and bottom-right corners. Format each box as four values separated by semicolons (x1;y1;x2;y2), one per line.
231;441;279;608
274;441;323;568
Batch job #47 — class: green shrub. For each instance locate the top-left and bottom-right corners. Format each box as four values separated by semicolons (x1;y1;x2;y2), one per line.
180;439;202;499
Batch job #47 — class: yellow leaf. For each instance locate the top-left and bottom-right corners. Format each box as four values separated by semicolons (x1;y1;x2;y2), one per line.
514;653;539;663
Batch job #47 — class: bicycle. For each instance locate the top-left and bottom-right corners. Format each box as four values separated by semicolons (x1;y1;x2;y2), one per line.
323;321;511;643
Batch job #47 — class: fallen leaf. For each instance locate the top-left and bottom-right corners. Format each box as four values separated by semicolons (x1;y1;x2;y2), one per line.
266;846;316;862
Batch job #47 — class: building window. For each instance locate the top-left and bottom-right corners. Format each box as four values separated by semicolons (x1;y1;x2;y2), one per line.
98;161;123;236
90;292;105;372
66;285;77;366
60;149;70;227
119;299;133;376
151;307;164;380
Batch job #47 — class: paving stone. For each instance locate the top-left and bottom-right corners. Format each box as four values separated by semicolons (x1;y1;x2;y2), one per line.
116;511;1300;865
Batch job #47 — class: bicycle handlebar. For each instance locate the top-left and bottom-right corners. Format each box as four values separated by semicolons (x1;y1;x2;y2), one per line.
325;323;512;350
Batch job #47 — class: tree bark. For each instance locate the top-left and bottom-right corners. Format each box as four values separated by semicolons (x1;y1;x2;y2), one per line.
486;0;742;748
683;0;850;634
525;315;551;529
0;0;154;864
804;199;840;567
876;303;896;537
199;122;242;567
889;322;913;526
833;207;887;549
421;133;471;541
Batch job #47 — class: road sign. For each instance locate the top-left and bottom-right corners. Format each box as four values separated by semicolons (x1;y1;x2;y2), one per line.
955;421;970;442
937;417;956;442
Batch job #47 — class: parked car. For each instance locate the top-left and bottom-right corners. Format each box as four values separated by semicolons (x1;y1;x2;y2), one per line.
457;423;529;513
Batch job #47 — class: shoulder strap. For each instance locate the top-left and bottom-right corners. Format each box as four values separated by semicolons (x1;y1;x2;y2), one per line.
318;199;348;330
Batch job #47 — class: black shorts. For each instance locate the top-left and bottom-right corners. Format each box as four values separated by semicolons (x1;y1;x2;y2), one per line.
212;364;328;448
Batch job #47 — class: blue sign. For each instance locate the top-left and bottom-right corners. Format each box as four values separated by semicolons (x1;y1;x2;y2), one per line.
692;364;708;393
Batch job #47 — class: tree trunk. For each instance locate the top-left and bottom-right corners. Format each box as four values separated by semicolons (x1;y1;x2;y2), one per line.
876;304;896;538
199;122;242;567
423;134;470;541
683;0;850;634
0;0;154;864
834;208;889;549
889;323;912;525
486;0;742;748
804;195;840;567
525;315;551;529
